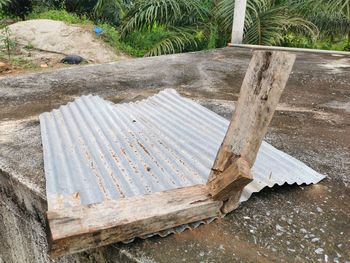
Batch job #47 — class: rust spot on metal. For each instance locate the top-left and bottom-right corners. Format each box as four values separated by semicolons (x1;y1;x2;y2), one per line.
110;150;120;163
82;147;110;199
137;141;150;156
121;148;127;156
109;171;126;198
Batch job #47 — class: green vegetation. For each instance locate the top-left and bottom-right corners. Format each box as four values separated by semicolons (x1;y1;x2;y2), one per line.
3;54;38;69
0;26;16;59
0;0;349;57
24;42;34;49
0;0;10;9
27;9;126;55
28;9;90;24
1;0;33;20
0;24;38;72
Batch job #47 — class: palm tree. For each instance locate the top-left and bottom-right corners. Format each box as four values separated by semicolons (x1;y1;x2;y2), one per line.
94;0;131;25
329;0;350;46
120;0;317;56
308;0;350;48
216;0;317;46
329;0;350;19
120;0;209;56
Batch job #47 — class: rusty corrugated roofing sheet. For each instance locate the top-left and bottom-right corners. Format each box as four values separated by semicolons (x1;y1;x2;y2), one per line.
40;89;325;231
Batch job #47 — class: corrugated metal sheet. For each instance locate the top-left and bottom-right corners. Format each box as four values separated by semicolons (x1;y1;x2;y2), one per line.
40;89;325;237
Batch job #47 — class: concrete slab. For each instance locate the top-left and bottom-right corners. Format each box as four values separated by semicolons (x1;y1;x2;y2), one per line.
0;48;349;262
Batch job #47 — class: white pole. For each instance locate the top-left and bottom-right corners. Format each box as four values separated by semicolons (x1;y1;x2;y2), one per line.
231;0;248;44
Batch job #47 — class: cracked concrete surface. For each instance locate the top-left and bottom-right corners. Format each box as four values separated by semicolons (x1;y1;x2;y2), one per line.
0;48;349;262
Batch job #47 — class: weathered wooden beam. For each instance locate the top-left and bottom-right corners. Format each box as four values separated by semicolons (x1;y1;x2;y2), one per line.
208;51;296;211
212;51;296;169
209;157;251;201
47;184;223;258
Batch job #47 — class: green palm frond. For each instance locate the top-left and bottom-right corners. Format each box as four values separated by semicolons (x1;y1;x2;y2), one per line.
296;0;350;38
145;26;198;56
93;0;131;25
215;0;234;32
216;0;317;46
327;0;350;19
0;0;10;8
309;10;350;38
216;0;278;33
94;0;127;16
244;1;317;45
121;0;208;36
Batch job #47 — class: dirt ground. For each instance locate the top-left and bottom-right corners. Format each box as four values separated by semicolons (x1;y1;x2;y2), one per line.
0;48;349;262
0;19;129;75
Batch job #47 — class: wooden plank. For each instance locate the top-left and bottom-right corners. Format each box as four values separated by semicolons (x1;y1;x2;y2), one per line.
208;157;252;201
211;51;296;170
47;184;223;258
208;51;296;210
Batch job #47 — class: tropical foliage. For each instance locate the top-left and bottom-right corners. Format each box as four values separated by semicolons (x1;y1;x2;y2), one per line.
0;0;10;9
1;0;33;20
94;0;130;25
216;0;317;45
120;0;210;55
308;0;350;46
1;0;349;56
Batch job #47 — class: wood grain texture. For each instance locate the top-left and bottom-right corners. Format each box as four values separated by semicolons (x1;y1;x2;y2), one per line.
48;184;223;257
208;158;252;201
211;51;296;171
208;51;296;208
221;189;243;214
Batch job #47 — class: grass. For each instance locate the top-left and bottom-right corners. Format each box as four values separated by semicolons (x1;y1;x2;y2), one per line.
0;9;139;73
27;9;173;57
1;9;134;72
27;9;134;55
0;52;39;71
28;9;91;25
3;8;200;58
10;56;38;70
97;23;124;51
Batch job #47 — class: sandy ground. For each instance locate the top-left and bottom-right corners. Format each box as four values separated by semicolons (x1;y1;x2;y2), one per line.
0;19;128;75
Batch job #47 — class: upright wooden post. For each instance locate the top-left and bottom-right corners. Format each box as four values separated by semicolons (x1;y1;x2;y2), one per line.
207;51;296;212
231;0;248;44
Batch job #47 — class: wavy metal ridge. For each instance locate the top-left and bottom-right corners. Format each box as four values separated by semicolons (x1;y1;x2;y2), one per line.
40;89;325;238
